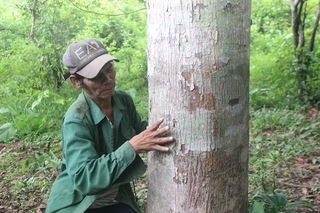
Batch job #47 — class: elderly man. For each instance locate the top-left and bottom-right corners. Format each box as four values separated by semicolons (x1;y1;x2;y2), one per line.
46;38;173;213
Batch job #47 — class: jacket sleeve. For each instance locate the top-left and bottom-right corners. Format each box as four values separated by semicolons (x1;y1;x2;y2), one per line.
61;118;145;196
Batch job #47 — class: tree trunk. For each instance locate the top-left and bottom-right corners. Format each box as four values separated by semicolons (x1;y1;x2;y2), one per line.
290;0;306;49
146;1;250;213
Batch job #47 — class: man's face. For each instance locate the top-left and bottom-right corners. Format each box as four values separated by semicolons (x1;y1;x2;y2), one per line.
81;62;116;102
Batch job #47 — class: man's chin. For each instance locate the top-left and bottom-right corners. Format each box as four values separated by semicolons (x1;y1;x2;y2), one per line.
102;89;115;97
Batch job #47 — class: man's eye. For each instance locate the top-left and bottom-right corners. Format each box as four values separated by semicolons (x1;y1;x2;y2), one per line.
91;74;102;81
106;67;114;72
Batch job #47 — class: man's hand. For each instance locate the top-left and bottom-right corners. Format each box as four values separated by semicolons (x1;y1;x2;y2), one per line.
129;118;174;153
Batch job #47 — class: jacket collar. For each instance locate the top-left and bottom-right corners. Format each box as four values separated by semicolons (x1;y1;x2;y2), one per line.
82;91;126;125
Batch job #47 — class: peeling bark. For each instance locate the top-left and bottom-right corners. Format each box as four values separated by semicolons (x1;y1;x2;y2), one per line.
146;0;250;212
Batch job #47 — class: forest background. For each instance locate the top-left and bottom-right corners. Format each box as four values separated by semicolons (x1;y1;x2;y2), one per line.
0;0;319;212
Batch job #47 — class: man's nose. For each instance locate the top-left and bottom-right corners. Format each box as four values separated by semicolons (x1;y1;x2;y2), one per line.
106;73;113;81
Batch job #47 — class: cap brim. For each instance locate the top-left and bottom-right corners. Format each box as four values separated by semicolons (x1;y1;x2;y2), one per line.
76;54;119;79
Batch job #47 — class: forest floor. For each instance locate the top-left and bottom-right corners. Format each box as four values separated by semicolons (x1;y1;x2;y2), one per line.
276;150;320;213
1;141;319;213
0;110;319;213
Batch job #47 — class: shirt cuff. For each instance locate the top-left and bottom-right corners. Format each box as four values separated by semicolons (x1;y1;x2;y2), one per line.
114;141;137;166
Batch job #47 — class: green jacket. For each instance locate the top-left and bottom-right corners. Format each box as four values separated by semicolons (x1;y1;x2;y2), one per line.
46;91;147;213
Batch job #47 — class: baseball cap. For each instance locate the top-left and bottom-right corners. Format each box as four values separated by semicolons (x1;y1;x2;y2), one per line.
62;38;119;80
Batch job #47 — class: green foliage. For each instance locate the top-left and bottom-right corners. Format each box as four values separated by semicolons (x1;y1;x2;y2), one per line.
0;83;79;141
250;191;313;213
0;123;17;142
292;48;320;104
251;0;290;36
250;0;320;109
250;27;295;108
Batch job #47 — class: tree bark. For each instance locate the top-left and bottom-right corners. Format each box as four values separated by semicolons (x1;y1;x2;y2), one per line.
146;0;251;213
308;2;320;52
290;0;306;49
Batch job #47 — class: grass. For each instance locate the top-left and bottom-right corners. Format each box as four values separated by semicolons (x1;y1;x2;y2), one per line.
0;134;62;212
248;107;320;212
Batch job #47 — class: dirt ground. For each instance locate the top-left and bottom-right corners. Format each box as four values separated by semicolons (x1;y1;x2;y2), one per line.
276;150;320;213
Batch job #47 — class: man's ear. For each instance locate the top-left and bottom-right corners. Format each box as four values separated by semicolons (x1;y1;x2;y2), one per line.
69;75;82;88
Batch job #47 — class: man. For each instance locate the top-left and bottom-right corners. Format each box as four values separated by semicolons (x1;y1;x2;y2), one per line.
46;38;173;213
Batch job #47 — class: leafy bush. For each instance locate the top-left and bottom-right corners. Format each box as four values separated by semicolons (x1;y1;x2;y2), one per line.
250;191;313;213
0;88;77;141
250;0;320;109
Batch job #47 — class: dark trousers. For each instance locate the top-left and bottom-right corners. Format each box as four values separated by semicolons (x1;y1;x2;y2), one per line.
84;203;136;213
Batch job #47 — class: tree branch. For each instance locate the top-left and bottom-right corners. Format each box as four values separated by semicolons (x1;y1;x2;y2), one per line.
290;0;306;49
67;0;146;16
308;1;320;52
29;0;38;44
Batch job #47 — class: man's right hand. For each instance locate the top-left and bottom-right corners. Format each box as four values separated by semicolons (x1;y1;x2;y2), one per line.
129;118;174;153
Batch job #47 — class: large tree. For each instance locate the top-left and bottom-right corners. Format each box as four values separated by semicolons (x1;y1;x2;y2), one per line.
146;0;251;212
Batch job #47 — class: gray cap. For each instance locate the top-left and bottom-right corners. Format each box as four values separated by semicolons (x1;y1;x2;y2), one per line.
62;38;119;80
